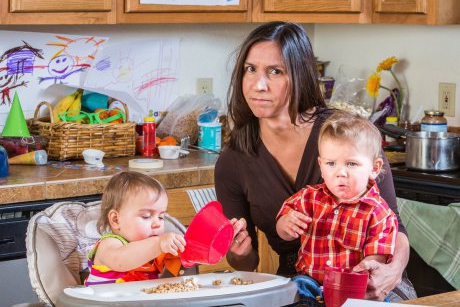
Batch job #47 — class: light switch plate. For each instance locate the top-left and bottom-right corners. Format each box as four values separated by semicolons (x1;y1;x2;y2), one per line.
438;82;456;117
196;78;213;94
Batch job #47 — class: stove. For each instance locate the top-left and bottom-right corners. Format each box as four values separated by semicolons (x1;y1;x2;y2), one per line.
390;164;458;297
391;164;460;205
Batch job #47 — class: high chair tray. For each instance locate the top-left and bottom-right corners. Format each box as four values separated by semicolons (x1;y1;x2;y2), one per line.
57;271;298;307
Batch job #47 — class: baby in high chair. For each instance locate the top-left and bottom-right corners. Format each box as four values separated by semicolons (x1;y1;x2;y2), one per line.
85;171;186;286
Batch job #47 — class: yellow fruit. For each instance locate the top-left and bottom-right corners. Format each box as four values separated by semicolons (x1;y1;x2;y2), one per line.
67;90;82;123
52;89;81;123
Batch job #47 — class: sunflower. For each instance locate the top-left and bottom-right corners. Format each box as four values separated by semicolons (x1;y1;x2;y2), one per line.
366;73;381;98
377;56;399;72
367;56;404;119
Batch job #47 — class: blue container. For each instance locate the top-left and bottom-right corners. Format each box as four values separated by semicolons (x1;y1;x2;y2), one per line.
198;122;222;151
0;145;9;178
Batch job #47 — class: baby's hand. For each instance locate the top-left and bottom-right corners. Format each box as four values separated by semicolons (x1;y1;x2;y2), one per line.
158;233;186;256
276;210;311;240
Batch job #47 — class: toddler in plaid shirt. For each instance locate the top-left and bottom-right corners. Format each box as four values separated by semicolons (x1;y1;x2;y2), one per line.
276;111;398;287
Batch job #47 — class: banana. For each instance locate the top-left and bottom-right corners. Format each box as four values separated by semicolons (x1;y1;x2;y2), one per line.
67;90;83;123
52;89;81;123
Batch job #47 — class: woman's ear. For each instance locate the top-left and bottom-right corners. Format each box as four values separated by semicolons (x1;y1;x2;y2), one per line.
108;209;120;230
370;157;384;180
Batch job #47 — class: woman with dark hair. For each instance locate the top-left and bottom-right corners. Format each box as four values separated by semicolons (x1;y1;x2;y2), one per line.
215;21;416;302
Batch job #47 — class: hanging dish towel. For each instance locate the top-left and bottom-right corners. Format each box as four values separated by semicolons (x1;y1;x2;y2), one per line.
186;187;217;212
397;198;460;289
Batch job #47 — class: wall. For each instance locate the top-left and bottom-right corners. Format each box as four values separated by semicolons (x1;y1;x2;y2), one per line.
1;23;459;127
0;24;263;124
313;23;460;126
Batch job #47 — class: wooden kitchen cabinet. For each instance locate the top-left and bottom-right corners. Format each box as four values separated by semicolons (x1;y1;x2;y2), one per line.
252;0;372;24
372;0;460;25
166;185;235;273
2;0;460;25
118;0;250;23
2;0;116;24
167;185;278;275
253;0;460;25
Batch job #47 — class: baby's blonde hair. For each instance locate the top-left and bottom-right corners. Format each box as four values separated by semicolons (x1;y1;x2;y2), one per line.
319;111;382;160
97;171;166;233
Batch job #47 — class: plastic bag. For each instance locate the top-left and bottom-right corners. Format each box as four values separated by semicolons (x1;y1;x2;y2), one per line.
329;77;374;118
157;94;222;144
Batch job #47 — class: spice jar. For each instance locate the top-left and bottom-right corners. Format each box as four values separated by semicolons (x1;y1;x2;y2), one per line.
421;110;447;132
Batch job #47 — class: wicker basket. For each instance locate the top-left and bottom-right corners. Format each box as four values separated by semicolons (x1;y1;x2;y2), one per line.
27;101;136;161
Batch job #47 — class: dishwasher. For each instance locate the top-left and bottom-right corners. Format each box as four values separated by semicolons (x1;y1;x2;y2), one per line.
0;195;101;307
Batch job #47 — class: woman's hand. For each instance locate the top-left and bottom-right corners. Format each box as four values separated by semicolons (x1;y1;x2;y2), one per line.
353;233;409;301
158;233;186;256
225;218;259;271
229;218;252;257
353;259;402;300
276;210;311;241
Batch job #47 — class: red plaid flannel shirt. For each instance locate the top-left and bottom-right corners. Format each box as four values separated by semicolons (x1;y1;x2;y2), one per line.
276;181;398;284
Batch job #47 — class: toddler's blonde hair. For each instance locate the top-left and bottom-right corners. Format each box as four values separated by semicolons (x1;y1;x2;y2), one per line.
319;111;382;160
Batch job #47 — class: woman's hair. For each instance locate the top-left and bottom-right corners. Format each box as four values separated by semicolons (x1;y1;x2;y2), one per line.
226;21;326;155
318;111;383;160
97;171;166;233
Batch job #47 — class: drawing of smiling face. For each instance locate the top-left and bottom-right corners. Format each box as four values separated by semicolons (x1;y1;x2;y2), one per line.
48;55;75;76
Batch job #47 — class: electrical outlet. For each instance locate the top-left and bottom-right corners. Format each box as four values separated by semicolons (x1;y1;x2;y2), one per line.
196;78;213;94
438;83;456;117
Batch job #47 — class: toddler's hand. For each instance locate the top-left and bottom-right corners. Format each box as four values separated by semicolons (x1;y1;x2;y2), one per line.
276;210;311;240
158;233;186;256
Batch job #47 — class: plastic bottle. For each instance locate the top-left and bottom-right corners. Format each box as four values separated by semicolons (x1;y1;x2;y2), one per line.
143;110;158;157
385;116;398;143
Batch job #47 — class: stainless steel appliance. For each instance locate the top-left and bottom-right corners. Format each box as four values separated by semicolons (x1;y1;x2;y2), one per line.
0;195;101;306
391;165;459;297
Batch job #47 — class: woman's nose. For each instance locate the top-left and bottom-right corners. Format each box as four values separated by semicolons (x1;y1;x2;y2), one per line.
255;74;268;91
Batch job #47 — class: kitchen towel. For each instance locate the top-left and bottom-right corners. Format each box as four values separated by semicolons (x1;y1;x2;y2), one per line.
186;187;217;212
397;198;460;289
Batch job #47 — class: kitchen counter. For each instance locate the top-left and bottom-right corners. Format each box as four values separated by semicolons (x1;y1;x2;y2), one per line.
401;289;460;306
0;151;218;205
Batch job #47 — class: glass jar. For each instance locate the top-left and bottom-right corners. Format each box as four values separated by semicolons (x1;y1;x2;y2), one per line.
421;110;447;132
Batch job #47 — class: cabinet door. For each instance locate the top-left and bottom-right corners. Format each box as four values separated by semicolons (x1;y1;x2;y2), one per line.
10;0;112;12
253;0;371;23
3;0;116;24
373;0;460;25
374;0;426;14
119;0;250;23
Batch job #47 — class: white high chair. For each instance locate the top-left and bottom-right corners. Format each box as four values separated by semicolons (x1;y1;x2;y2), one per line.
24;200;196;307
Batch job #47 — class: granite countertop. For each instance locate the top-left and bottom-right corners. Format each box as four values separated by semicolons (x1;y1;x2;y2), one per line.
0;151;219;205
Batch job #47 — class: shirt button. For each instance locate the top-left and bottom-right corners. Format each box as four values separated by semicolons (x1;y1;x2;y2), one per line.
326;260;332;266
334;209;339;215
327;234;332;240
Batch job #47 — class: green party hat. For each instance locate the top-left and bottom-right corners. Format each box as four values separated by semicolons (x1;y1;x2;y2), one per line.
2;92;31;137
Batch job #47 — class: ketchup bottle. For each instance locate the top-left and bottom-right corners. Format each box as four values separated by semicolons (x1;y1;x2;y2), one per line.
142;110;158;157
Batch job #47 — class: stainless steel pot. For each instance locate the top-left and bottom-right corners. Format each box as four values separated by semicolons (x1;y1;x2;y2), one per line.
378;125;460;171
405;131;460;171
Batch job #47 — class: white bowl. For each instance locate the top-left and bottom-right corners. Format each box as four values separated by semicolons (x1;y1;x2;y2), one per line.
82;149;105;166
158;146;189;160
